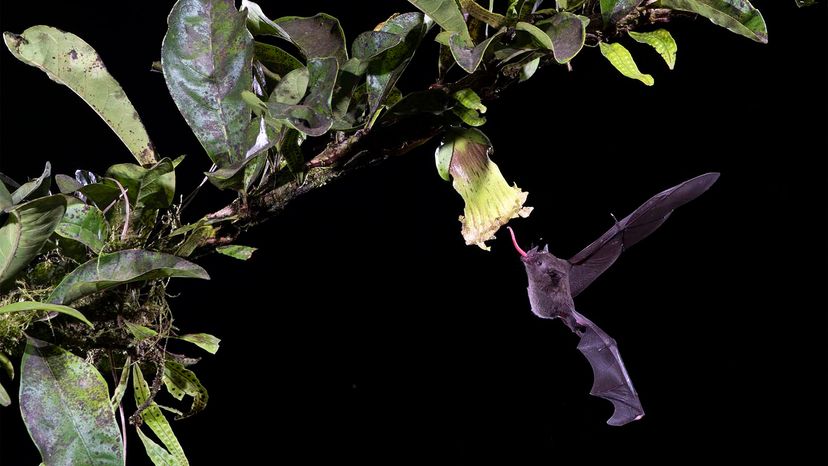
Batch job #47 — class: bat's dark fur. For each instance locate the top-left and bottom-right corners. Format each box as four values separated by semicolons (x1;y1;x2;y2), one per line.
511;173;719;426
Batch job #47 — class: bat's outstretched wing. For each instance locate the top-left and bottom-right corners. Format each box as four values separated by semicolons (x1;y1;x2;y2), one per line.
567;173;719;297
572;310;644;426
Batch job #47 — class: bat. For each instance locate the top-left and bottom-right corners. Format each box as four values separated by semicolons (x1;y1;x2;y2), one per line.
507;172;719;426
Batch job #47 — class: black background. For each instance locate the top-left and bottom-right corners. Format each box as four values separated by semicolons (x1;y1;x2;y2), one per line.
1;1;826;464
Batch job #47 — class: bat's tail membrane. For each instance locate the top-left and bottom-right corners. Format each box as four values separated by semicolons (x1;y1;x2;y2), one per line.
572;310;645;426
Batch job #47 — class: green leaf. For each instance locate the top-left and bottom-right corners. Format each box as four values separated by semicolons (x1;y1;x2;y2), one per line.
11;162;51;204
162;360;208;419
795;0;816;6
0;353;12;406
0;381;9;407
0;352;13;380
367;13;427;115
137;158;176;209
452;88;488;126
110;356;131;411
3;27;157;165
216;245;257;261
353;31;403;61
271;67;310;106
280;128;306;181
163;0;254;167
0;301;93;327
408;0;472;45
242;0;288;37
54;203;109;253
134;365;189;465
0;195;67;287
516;22;553;50
48;249;210;305
55;174;82;194
125;321;159;341
106;163;146;205
449;31;504;73
274;13;348;66
205;150;267;191
600;0;643;25
253;42;303;77
177;333;221;354
536;12;589;63
20;338;124;465
175;225;216;257
332;59;370;126
268;57;338;137
599;42;654;86
0;182;11;211
629;29;677;70
136;427;179;466
656;0;767;43
520;56;541;81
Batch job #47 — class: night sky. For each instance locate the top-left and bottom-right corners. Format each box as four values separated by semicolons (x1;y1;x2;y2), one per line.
1;1;826;463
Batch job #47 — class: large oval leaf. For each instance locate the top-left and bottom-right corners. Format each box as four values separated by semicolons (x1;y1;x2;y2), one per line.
20;337;124;465
657;0;767;43
48;250;210;305
0;195;67;287
163;0;254;167
3;27;157;165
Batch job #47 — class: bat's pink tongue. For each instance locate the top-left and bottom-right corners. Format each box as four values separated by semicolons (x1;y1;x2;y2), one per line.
506;226;528;257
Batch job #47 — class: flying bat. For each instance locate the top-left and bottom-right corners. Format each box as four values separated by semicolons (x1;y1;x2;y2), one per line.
507;173;719;426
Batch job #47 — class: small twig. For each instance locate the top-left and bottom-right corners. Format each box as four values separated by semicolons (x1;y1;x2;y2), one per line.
105;178;131;241
181;164;216;212
101;188;129;215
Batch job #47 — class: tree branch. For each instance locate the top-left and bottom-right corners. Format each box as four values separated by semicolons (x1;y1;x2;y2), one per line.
200;7;681;251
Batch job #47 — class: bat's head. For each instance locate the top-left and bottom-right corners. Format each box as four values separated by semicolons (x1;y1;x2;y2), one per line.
507;227;571;290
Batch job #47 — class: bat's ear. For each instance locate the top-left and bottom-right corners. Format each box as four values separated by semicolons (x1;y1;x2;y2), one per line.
542;245;549;253
528;246;540;254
